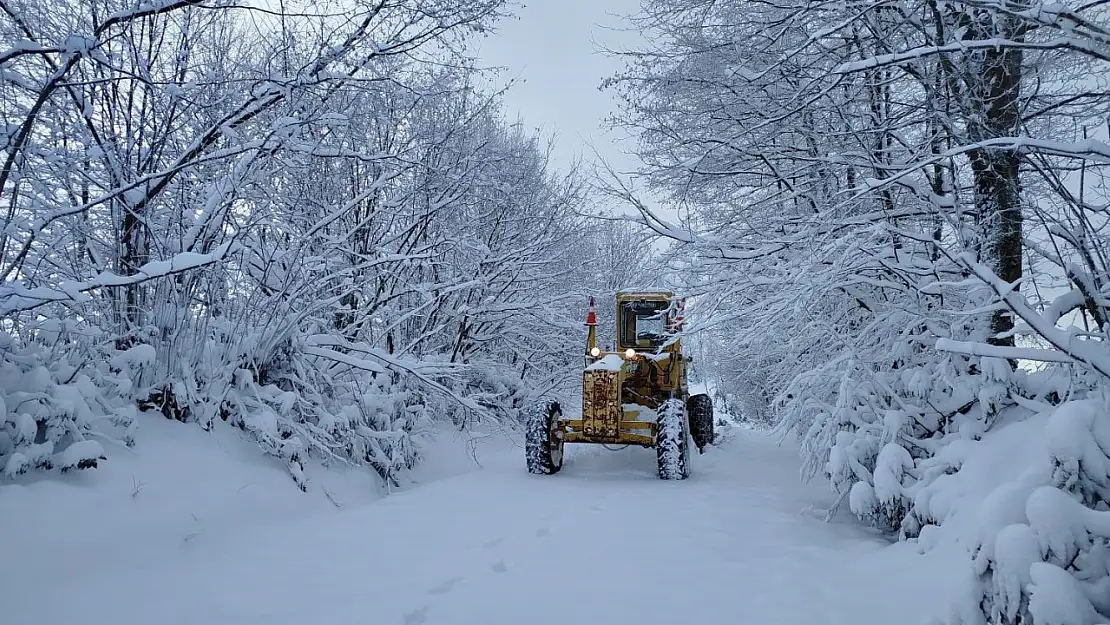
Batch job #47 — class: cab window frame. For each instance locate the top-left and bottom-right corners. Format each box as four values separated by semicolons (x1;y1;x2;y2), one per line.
618;300;671;349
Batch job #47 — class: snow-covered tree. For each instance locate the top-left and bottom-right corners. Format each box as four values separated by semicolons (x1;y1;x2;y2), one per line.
600;3;1110;614
0;0;605;489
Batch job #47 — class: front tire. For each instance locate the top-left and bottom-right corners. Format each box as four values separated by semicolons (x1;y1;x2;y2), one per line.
687;393;714;453
525;399;564;475
655;398;691;480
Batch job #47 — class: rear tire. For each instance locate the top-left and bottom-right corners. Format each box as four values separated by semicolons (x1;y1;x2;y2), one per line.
687;393;714;453
655;398;690;480
525;399;563;475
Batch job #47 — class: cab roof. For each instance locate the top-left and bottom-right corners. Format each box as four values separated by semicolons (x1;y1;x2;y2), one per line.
615;290;674;301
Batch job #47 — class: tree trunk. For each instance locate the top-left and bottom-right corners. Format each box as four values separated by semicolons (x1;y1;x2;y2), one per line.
965;13;1025;348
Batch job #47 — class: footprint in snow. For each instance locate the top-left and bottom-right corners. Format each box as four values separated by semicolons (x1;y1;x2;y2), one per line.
402;607;428;625
428;577;463;595
490;559;508;573
535;527;550;537
482;537;505;549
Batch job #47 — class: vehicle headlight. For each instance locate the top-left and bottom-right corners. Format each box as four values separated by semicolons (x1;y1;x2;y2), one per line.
624;348;636;359
590;346;601;357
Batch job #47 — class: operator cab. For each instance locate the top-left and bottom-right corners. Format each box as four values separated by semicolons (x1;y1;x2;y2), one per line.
615;291;683;352
619;299;669;349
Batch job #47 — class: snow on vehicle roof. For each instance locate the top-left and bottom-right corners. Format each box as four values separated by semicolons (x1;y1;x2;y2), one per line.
585;354;624;371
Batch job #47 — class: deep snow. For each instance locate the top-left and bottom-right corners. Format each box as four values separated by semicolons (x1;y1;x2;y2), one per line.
1;418;966;625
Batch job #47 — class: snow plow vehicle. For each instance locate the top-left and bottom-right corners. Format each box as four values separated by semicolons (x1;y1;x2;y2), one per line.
525;290;714;480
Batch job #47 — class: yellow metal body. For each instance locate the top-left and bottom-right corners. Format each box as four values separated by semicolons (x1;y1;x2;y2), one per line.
559;290;688;449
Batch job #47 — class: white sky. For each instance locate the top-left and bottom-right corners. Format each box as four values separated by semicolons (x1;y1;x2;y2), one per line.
471;0;646;178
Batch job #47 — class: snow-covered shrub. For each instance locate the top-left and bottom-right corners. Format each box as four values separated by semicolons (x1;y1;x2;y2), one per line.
779;288;1020;535
710;370;776;427
445;364;529;428
349;375;427;485
0;324;137;479
125;313;432;491
953;395;1110;625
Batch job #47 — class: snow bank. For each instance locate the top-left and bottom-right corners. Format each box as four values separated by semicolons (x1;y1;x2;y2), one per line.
0;415;515;598
905;410;1050;543
905;397;1110;625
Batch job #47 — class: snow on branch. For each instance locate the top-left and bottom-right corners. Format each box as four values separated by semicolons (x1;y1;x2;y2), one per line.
934;338;1075;364
97;0;208;32
589;152;695;244
947;252;1110;379
303;335;491;416
837;37;1110;74
0;242;238;316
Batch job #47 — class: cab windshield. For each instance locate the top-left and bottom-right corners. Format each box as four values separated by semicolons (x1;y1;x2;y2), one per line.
619;300;671;349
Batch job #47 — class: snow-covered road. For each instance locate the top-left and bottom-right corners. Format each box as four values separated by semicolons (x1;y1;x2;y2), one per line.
3;426;960;625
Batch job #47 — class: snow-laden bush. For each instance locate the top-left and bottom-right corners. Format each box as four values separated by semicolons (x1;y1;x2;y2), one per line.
126;315;433;491
710;370;776;427
952;396;1110;625
798;353;1011;534
0;323;138;478
778;288;1020;535
444;364;529;428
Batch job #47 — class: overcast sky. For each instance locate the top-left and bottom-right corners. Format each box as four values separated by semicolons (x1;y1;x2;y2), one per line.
472;1;646;177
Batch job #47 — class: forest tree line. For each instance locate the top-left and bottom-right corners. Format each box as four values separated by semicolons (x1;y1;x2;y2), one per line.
0;0;658;488
602;0;1110;623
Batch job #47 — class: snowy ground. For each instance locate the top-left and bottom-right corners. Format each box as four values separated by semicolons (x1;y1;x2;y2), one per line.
1;418;966;625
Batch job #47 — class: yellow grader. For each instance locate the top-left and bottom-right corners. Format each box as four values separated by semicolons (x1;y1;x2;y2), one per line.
525;290;714;480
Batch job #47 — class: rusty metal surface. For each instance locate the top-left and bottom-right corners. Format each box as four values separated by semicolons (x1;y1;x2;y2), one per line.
582;369;621;438
563;419;655;432
563;431;654;447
